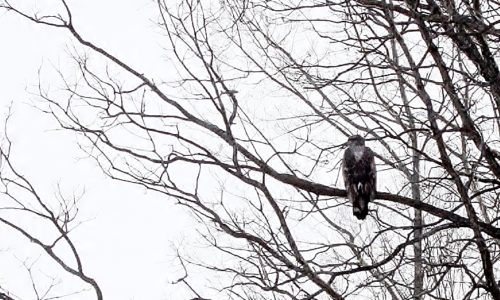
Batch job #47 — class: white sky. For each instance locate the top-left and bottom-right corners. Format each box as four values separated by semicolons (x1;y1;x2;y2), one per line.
0;1;198;299
0;1;496;299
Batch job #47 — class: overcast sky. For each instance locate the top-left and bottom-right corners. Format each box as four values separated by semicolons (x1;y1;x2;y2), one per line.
0;1;198;299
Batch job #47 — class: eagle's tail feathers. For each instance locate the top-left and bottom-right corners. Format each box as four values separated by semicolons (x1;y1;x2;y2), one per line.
353;195;369;220
351;184;371;220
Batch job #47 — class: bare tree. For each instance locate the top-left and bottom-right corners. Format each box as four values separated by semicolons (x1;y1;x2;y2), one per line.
2;0;500;299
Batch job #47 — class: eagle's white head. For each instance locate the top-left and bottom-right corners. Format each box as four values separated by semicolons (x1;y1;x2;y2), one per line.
346;135;366;161
346;135;365;147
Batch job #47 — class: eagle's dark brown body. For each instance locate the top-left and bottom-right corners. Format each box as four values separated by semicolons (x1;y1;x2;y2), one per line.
342;135;376;220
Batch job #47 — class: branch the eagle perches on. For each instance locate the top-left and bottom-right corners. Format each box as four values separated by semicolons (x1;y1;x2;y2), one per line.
270;171;500;239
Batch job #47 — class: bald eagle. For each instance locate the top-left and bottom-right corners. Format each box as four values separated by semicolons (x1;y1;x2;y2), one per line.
342;135;376;220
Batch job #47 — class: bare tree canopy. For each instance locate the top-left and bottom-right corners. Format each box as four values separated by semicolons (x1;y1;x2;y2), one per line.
1;0;500;299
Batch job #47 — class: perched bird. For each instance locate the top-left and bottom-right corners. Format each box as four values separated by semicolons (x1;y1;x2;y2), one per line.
342;135;376;220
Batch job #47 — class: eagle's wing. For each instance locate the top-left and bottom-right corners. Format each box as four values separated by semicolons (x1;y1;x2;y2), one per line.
342;148;356;203
342;148;351;185
364;147;377;200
